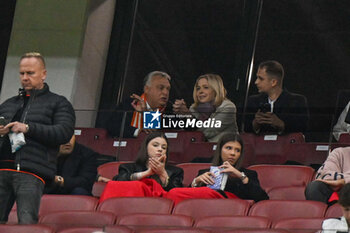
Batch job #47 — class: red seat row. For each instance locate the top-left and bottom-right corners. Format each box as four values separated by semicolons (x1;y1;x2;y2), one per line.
9;196;342;225
75;128;350;166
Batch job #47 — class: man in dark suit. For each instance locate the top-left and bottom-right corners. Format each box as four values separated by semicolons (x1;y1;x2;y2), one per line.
45;135;97;195
106;71;171;138
244;60;309;134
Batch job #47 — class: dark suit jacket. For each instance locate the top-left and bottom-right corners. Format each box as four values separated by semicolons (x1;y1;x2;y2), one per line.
198;167;269;202
105;99;173;138
116;163;183;191
244;90;309;134
45;143;98;195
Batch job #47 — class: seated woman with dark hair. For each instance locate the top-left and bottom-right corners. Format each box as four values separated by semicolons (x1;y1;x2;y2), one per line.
165;133;268;204
99;132;183;202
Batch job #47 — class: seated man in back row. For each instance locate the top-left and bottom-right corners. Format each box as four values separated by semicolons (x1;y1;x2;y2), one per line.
244;60;309;134
305;146;350;204
45;135;97;195
106;71;172;138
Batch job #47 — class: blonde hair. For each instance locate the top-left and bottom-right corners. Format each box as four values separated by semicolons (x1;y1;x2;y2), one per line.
192;74;227;108
20;52;46;68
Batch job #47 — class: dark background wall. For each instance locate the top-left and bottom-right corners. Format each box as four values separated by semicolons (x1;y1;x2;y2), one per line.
0;1;16;87
99;0;350;142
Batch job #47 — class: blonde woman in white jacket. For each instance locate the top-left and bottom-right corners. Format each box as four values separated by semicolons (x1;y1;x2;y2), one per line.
173;74;238;142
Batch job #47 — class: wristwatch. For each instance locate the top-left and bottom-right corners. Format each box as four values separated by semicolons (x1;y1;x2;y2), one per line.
57;176;64;186
240;172;247;181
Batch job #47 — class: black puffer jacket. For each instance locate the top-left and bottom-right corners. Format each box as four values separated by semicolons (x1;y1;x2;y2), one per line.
0;83;75;181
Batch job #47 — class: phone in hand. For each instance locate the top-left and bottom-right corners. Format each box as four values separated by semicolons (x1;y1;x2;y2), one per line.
259;103;271;113
0;117;6;126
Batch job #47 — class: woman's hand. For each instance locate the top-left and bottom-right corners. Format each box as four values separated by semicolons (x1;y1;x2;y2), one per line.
149;154;167;176
219;161;240;177
193;171;215;186
219;161;249;184
172;99;190;114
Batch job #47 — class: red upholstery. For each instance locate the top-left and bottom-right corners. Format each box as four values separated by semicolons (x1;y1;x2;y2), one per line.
137;228;210;233
39;195;98;216
339;133;350;143
56;227;104;233
0;224;54;233
182;142;216;163
273;217;325;233
98;197;174;215
74;128;111;155
39;211;116;231
98;161;130;179
176;163;212;187
325;203;343;218
247;165;314;192
241;132;305;165
194;216;271;228
116;138;143;161
117;213;193;227
92;181;106;197
267;186;306;200
103;225;139;233
139;130;206;163
248;200;327;222
220;230;290;233
285;142;350;166
172;199;251;219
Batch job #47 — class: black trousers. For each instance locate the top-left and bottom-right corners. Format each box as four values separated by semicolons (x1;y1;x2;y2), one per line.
305;180;334;204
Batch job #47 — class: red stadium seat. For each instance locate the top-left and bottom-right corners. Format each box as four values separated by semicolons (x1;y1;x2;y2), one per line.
92;181;106;197
182;142;216;163
267;186;306;200
273;217;325;233
98;161;130;179
98;197;174;215
248;200;327;223
103;225;140;233
136;228;210;233
241;132;305;165
39;210;116;231
194;216;271;229
176;163;212;187
325;203;343;218
220;230;290;233
39;195;98;216
0;224;54;233
117;213;193;227
56;227;104;233
339;133;350;143
74;128;110;154
285;142;350;166
247;164;314;192
116;138;143;161
172;199;251;219
138;130;206;163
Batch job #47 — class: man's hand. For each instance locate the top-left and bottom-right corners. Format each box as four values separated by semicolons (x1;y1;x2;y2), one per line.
130;94;147;112
316;179;345;191
253;111;285;132
0;125;10;137
5;122;29;134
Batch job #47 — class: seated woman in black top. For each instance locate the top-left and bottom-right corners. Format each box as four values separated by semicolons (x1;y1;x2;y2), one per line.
166;133;268;204
99;132;183;202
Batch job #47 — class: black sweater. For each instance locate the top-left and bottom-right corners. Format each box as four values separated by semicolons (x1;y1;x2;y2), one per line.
198;167;269;202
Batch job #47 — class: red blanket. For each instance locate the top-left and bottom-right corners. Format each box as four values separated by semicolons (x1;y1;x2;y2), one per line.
99;179;238;204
